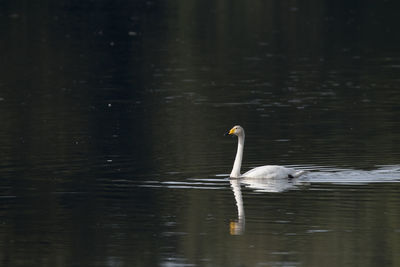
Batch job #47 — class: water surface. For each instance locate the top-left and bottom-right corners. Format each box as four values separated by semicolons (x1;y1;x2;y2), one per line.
1;0;400;266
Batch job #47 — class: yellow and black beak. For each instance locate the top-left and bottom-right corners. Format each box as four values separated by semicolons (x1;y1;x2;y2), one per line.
224;127;236;136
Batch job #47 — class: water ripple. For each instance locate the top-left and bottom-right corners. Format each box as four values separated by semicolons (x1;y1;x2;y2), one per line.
132;165;400;192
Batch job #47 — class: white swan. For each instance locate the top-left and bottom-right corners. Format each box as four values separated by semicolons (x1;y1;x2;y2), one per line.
226;125;305;179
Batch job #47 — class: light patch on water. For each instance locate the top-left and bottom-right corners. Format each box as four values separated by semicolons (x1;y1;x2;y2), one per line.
306;229;332;234
304;165;400;185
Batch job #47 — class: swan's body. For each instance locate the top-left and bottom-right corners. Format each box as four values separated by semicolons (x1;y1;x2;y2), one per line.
226;125;305;179
242;165;299;179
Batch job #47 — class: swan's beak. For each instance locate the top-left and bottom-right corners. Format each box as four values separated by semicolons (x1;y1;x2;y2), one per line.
225;127;236;136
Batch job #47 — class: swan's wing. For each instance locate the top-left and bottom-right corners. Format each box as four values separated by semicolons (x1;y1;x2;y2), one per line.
242;165;293;179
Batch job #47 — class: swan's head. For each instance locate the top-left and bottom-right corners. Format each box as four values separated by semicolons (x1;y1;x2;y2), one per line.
226;125;244;137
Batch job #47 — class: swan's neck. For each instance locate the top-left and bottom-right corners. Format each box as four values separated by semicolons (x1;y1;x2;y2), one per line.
230;133;244;178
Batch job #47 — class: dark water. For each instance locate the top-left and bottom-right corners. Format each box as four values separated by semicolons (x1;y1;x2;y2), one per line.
1;0;400;266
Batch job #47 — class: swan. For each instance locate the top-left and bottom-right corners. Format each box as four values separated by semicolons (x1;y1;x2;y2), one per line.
226;125;305;179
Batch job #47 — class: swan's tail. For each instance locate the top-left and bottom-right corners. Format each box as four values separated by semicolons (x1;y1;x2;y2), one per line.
292;170;307;178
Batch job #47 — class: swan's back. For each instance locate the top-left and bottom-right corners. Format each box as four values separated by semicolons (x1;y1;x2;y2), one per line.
242;165;304;179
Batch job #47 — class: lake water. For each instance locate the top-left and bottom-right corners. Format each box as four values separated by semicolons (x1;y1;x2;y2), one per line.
1;0;400;266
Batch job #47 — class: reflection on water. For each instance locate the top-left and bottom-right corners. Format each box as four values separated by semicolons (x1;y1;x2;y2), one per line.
229;179;245;235
241;175;302;192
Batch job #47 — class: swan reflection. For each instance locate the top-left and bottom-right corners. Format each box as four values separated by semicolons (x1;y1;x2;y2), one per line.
229;179;245;235
241;176;301;193
229;177;300;235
